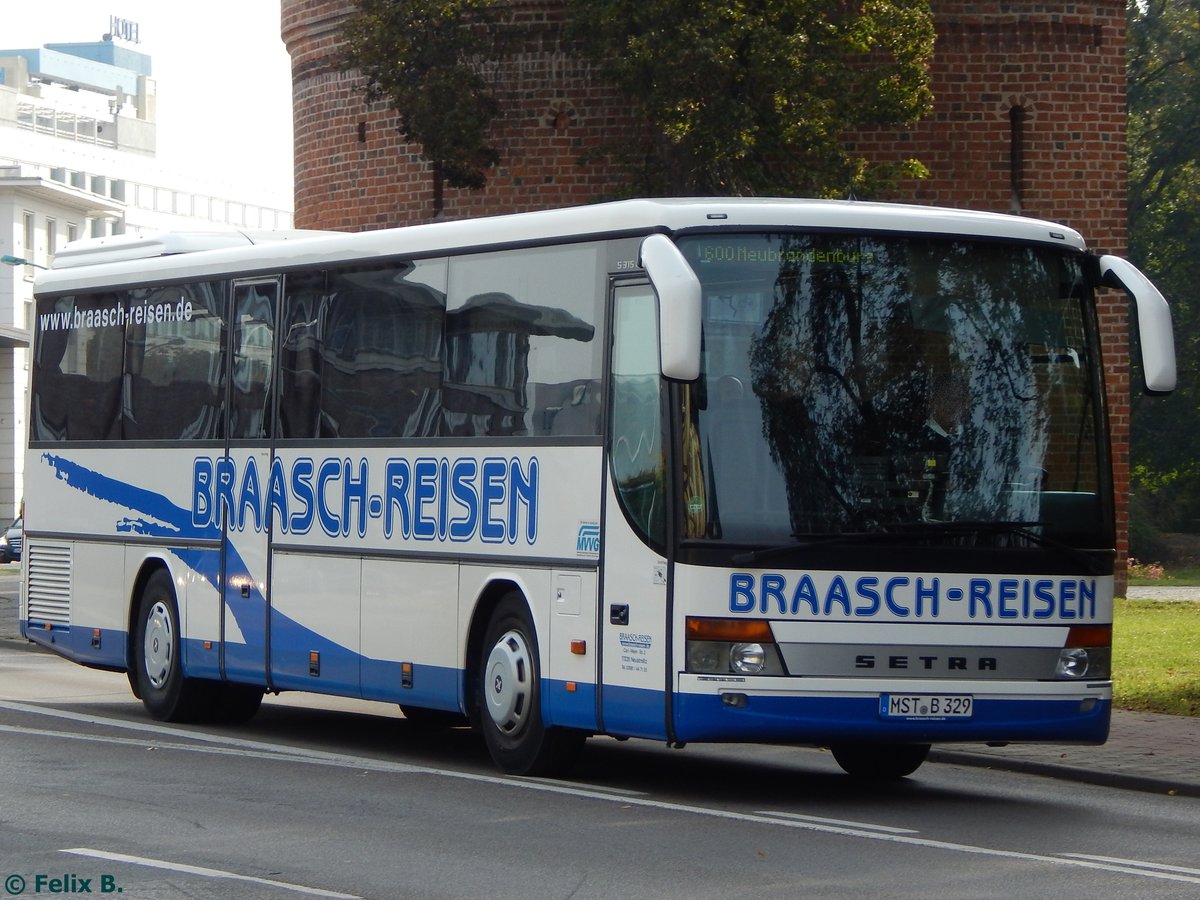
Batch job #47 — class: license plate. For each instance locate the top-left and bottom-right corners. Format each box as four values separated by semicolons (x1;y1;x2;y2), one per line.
881;694;973;719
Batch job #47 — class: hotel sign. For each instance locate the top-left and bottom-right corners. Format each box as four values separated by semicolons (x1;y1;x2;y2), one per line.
108;15;140;44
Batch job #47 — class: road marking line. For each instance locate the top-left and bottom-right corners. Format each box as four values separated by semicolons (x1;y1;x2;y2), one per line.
0;699;424;767
6;699;1200;887
520;776;647;797
760;811;919;834
1061;854;1200;877
61;848;360;898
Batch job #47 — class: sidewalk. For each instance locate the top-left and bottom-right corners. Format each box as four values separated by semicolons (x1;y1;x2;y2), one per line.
933;709;1200;798
1;576;1196;797
934;584;1200;796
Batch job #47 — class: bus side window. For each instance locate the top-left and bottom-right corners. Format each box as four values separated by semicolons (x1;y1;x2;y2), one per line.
316;262;448;439
123;282;226;441
31;294;123;441
30;299;73;442
446;246;602;438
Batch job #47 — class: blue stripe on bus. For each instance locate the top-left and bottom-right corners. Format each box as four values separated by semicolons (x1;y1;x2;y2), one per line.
671;692;1110;744
544;679;599;731
361;659;461;710
24;622;127;670
21;620;1108;746
185;636;222;680
598;684;669;740
29;618;602;729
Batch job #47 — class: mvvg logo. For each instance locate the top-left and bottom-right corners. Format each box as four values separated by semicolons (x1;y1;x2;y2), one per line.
576;523;600;556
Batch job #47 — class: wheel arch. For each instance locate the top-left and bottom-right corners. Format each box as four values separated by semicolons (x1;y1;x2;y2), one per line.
462;577;529;723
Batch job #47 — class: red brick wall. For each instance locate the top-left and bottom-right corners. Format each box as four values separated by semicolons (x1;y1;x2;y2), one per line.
282;1;635;230
280;0;1132;588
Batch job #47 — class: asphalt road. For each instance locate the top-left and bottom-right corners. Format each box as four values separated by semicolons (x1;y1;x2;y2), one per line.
2;646;1200;899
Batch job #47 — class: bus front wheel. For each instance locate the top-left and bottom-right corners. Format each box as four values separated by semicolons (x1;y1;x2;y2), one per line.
830;742;931;779
133;569;213;722
477;594;583;776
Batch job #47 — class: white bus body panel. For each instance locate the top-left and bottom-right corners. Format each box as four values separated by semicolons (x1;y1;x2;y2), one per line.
23;443;604;715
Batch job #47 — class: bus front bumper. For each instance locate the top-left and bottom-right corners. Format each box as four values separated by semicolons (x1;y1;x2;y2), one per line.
672;675;1111;745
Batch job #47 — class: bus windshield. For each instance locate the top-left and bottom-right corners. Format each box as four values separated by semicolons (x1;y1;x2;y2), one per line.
675;232;1108;548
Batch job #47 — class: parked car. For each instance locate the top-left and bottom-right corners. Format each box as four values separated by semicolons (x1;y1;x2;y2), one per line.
0;517;22;563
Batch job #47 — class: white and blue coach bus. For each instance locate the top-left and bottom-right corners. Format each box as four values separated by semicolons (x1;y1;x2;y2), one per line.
20;198;1176;778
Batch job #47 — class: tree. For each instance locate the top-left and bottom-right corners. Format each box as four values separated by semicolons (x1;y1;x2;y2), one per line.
341;0;513;202
341;0;935;199
566;0;935;196
1127;0;1200;548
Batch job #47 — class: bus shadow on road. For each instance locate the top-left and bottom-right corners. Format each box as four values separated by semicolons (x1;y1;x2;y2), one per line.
226;698;1036;818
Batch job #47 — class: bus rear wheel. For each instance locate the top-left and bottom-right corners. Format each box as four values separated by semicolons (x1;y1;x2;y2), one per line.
211;682;264;724
133;569;214;722
830;742;930;779
477;594;583;776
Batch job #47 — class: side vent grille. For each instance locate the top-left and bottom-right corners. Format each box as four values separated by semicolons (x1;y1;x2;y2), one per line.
27;542;72;625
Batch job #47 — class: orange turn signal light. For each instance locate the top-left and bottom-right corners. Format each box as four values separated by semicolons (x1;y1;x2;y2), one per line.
685;617;773;642
1065;624;1111;647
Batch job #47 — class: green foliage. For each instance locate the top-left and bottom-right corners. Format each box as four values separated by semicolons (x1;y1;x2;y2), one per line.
1113;598;1200;716
566;0;934;197
1130;489;1173;562
1128;0;1200;531
341;0;935;199
341;0;509;190
1128;0;1200;231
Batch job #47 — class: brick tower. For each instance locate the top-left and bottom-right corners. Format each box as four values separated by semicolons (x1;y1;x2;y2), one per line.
280;0;1133;576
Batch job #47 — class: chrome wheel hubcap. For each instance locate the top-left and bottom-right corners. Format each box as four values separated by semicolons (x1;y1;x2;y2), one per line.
484;629;532;735
143;600;173;690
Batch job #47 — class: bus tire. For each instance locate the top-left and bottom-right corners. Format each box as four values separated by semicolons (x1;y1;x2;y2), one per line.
212;682;265;724
477;594;583;776
133;569;213;723
830;742;930;779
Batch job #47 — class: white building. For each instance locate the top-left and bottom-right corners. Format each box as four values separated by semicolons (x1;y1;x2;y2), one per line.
0;33;293;519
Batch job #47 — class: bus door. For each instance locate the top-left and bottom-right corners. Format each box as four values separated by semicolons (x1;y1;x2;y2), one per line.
600;282;671;739
219;278;278;685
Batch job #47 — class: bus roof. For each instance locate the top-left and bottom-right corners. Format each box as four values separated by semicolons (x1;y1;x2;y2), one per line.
34;198;1089;296
48;228;336;269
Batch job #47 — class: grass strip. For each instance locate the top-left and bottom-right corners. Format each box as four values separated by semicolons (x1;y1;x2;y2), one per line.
1113;598;1200;716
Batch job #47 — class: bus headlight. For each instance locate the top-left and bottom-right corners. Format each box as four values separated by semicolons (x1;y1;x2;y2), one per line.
684;618;787;676
730;642;766;674
1055;625;1112;679
1055;646;1111;679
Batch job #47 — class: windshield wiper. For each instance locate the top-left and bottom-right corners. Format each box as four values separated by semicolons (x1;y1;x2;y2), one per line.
730;532;916;566
900;521;1107;573
730;521;1106;573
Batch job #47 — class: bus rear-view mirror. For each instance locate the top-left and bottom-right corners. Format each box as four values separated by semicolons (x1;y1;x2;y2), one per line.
1099;254;1177;394
639;233;702;381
